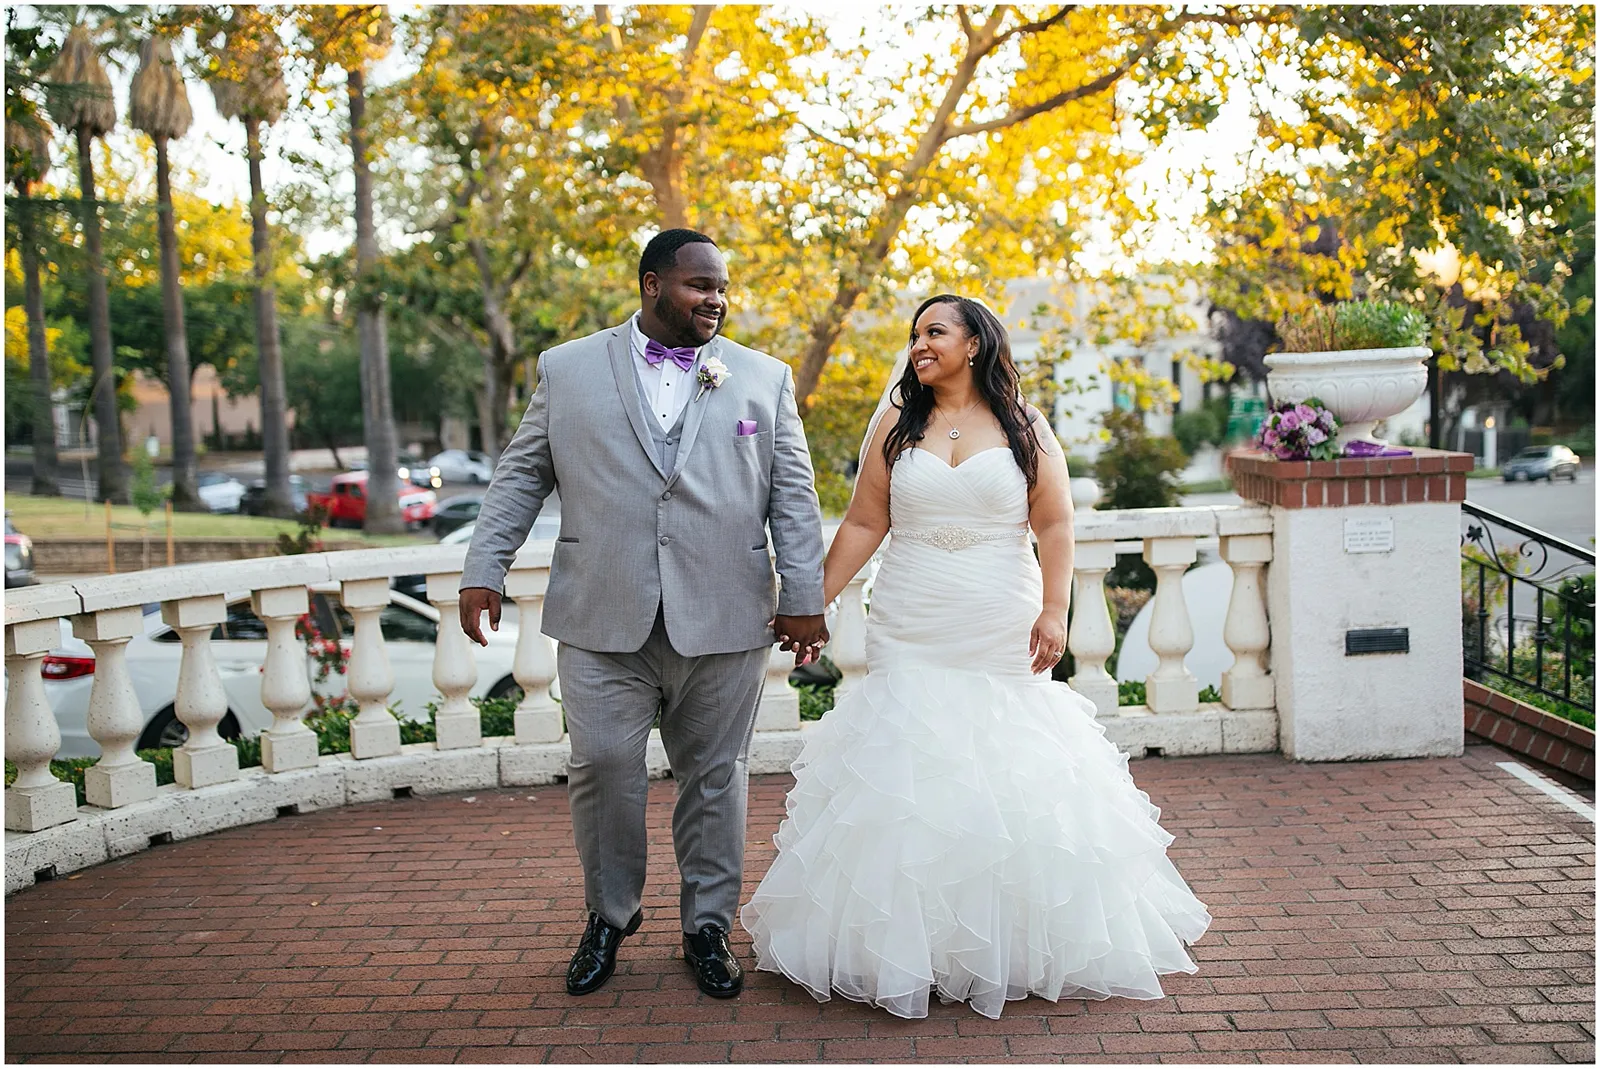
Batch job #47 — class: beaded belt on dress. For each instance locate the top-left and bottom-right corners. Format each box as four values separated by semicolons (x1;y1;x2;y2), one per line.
891;525;1030;551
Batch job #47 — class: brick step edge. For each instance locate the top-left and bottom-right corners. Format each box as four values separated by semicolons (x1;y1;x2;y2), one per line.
1464;678;1594;785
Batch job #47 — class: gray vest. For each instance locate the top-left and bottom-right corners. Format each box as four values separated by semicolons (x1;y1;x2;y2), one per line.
631;358;693;473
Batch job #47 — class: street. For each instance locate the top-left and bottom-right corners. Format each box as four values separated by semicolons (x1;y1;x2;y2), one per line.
1464;469;1595;551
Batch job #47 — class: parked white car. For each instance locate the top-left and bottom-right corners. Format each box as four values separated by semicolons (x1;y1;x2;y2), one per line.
437;515;562;547
429;449;495;484
196;472;246;513
41;584;524;758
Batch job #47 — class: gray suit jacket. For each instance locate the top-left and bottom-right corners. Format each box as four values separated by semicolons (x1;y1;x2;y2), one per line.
461;322;827;656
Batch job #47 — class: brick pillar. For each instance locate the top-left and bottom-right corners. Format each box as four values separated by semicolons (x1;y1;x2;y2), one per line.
1227;448;1475;761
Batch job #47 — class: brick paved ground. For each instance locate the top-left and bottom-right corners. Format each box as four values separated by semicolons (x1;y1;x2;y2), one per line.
6;745;1594;1064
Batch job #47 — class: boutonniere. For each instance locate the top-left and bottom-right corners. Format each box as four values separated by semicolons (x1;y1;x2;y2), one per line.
696;356;731;401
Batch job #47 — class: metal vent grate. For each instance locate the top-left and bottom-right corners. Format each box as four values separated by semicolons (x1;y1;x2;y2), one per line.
1346;628;1410;655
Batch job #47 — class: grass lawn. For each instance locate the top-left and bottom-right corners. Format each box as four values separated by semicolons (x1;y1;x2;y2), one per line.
4;495;418;545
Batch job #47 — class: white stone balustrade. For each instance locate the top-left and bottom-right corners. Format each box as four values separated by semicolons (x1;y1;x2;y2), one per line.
6;586;81;832
341;577;401;759
1066;506;1278;754
1067;538;1119;718
829;571;871;687
1143;535;1201;713
426;571;481;751
504;548;562;744
1220;529;1275;711
73;606;159;809
253;585;318;772
2;508;1283;893
162;595;241;789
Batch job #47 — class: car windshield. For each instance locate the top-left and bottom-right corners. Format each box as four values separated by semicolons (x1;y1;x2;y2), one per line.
198;473;229;486
1514;448;1551;460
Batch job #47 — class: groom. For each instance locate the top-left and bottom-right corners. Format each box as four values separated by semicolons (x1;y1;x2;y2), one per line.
459;229;828;1000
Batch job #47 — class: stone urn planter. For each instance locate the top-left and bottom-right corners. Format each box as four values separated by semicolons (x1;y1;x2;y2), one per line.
1264;345;1431;450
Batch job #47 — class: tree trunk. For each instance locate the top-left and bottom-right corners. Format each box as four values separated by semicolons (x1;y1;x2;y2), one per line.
154;137;201;511
348;66;404;534
246;118;295;518
19;194;60;496
77;127;126;503
467;237;518;461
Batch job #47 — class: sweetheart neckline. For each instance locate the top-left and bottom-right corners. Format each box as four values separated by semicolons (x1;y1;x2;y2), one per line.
909;446;1011;472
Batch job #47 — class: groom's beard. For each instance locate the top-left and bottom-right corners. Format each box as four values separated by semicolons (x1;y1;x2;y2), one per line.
654;293;721;347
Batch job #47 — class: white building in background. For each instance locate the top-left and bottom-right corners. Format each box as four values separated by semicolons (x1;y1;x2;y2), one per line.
994;276;1235;461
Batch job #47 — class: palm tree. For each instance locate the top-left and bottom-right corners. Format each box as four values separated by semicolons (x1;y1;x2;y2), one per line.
129;35;200;510
207;12;294;518
5;110;61;496
295;5;403;534
46;23;125;503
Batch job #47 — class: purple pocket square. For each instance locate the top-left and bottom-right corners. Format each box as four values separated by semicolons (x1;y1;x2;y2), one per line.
736;419;759;436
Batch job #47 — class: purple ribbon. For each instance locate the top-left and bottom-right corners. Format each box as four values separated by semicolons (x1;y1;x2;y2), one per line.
644;338;696;372
1344;440;1414;458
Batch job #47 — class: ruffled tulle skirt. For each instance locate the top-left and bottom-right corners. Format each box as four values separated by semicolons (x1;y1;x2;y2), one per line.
739;665;1212;1020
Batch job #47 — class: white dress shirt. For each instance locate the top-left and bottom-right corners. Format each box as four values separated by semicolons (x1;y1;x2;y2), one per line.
631;315;701;430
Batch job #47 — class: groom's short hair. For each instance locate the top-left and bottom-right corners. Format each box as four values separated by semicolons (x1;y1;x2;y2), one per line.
639;229;717;289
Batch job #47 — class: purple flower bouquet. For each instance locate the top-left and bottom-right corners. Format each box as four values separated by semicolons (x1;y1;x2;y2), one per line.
1255;397;1340;461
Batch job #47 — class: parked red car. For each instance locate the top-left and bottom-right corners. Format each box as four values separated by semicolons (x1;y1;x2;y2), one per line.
307;471;437;529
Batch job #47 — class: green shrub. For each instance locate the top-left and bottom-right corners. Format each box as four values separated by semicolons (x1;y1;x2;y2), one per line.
1118;680;1222;706
1277;299;1429;353
1093;410;1186;591
1172;406;1225;458
797;683;834;721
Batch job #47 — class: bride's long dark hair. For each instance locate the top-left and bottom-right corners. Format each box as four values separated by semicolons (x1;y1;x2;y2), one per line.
882;294;1041;488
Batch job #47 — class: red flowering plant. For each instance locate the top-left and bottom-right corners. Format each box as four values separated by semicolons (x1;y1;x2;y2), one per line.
295;612;351;713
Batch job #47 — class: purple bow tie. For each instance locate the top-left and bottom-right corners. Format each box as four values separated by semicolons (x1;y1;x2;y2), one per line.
644;338;697;372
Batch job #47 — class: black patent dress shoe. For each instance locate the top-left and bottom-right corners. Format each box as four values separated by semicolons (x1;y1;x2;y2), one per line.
566;909;643;996
682;924;744;998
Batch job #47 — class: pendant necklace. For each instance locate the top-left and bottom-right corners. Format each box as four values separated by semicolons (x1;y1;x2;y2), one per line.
937;401;982;440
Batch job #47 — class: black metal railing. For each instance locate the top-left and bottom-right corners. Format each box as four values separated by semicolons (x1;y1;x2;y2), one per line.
1461;502;1595;717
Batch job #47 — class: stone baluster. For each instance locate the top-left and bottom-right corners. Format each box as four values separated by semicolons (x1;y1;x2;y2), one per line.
72;607;158;808
1067;538;1119;718
505;566;562;743
829;571;870;688
252;586;318;772
1220;532;1275;710
162;595;240;788
1142;536;1199;713
5;619;79;831
757;646;801;732
341;578;401;759
426;571;481;750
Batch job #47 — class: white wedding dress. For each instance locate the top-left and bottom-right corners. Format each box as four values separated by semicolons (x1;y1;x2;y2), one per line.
740;446;1212;1019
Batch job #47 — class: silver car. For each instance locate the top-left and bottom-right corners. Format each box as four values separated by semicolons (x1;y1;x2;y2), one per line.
429;449;495;484
1502;445;1581;482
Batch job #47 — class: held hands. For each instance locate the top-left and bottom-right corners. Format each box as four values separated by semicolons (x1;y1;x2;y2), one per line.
1029;608;1068;675
460;587;503;647
774;613;829;667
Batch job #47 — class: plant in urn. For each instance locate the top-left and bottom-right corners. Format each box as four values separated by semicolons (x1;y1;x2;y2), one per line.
1265;300;1431;456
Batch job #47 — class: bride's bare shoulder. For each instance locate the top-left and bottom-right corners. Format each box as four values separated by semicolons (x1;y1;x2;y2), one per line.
1024;404;1062;458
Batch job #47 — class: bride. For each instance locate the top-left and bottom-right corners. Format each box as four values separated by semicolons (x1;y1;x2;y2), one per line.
739;295;1212;1020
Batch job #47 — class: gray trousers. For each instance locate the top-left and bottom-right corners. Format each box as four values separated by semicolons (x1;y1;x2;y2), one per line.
557;609;768;934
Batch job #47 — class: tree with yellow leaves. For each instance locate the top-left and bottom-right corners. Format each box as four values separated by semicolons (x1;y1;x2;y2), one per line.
1203;5;1594;445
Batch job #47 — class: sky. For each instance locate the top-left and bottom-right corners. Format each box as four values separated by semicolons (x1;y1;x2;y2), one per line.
24;4;1300;273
